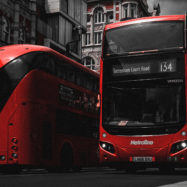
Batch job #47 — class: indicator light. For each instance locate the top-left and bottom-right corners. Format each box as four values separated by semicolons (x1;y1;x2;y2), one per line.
12;138;18;144
11;146;18;151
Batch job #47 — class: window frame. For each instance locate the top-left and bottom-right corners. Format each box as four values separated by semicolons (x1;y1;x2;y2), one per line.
94;7;104;24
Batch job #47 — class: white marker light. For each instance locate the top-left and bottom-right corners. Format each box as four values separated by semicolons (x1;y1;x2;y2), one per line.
181;142;187;148
181;131;186;136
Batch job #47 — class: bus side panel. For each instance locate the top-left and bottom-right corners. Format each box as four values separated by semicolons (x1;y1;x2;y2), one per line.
0;96;16;165
7;102;55;166
7;104;34;165
5;71;55;166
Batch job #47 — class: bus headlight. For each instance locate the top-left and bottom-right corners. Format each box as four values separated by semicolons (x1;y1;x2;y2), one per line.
170;140;187;154
0;155;6;160
100;141;115;153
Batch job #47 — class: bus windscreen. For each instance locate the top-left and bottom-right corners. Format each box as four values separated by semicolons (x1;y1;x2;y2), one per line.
103;80;185;135
104;21;184;56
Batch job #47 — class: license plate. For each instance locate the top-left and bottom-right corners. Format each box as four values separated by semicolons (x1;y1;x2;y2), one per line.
131;156;154;162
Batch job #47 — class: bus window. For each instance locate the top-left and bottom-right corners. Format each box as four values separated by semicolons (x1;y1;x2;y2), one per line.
0;52;35;110
56;58;68;80
67;68;75;83
56;109;98;138
94;79;99;92
34;53;56;75
75;70;81;86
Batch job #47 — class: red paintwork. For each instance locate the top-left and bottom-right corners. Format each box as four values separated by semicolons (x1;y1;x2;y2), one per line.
0;44;98;77
100;15;187;168
0;44;99;168
104;15;185;31
115;13;119;21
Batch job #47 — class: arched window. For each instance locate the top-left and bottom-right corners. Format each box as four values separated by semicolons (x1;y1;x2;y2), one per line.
94;7;104;24
83;57;95;70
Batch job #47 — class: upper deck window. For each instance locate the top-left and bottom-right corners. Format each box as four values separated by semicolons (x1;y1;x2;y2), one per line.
104;21;184;56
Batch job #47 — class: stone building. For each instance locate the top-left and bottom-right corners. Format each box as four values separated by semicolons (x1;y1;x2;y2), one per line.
0;0;37;46
82;0;152;72
0;0;87;63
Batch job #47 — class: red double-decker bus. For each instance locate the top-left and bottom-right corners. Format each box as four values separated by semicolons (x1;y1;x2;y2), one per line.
99;14;187;172
0;44;99;172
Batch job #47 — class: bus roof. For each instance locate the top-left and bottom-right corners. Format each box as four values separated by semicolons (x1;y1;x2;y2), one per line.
104;14;185;31
0;44;99;77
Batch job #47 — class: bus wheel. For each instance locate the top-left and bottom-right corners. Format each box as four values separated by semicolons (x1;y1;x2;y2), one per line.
60;145;74;172
4;165;22;174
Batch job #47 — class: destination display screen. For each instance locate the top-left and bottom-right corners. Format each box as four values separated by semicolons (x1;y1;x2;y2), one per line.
112;58;176;76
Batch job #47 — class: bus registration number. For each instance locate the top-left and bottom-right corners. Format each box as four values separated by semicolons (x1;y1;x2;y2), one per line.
132;156;153;162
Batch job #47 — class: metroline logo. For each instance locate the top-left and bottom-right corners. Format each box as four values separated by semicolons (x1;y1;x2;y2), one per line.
130;140;154;145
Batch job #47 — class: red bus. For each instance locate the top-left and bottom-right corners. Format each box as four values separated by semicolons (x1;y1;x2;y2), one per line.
99;14;187;172
0;44;99;172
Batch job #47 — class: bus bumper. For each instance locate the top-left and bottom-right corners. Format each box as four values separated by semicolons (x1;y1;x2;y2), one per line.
99;143;187;168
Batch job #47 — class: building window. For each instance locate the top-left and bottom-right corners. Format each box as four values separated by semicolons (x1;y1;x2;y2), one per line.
2;16;10;43
130;3;137;18
94;7;104;24
122;3;137;19
94;32;102;44
85;33;91;45
106;12;113;23
87;15;91;23
18;27;25;44
19;17;26;44
123;4;128;18
83;57;95;70
61;0;68;13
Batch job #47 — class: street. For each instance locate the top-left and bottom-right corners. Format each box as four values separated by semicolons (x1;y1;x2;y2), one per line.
0;167;187;187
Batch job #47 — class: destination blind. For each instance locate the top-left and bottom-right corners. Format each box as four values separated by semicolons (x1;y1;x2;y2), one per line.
112;58;177;76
